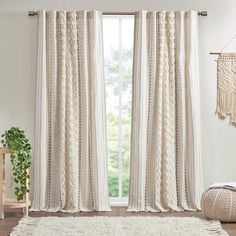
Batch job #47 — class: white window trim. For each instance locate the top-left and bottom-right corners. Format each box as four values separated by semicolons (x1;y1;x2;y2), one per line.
104;15;134;203
109;197;128;206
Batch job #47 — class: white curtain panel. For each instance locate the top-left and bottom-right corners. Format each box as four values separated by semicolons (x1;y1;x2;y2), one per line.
31;10;111;212
128;11;203;212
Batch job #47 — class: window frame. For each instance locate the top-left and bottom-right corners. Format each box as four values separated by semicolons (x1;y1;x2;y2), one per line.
103;15;134;206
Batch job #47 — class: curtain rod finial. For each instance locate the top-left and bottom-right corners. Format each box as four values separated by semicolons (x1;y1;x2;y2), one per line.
198;11;207;16
28;11;38;16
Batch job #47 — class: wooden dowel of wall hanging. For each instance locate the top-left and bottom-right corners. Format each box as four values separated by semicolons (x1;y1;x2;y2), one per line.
209;52;221;55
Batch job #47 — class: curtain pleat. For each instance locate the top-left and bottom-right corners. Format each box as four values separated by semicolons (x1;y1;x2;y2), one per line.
175;11;189;210
185;12;203;209
128;11;203;212
31;10;48;211
31;10;111;212
129;11;148;212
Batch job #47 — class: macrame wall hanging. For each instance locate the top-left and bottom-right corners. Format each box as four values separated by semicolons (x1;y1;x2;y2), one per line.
210;35;236;126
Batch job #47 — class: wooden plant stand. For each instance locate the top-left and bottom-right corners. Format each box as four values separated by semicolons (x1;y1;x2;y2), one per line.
0;148;30;219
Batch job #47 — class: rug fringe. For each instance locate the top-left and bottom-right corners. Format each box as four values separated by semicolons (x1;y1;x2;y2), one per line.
201;219;228;235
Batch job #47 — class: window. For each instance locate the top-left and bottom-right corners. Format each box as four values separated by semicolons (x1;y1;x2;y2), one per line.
103;15;134;205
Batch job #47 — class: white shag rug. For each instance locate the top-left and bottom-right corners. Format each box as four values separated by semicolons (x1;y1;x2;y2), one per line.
10;216;228;236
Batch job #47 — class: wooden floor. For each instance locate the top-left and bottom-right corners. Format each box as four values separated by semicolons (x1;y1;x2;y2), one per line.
0;207;235;236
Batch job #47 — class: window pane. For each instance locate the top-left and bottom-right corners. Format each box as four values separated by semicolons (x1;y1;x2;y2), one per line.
103;18;119;58
122;68;132;140
121;18;133;142
122;140;130;197
103;16;134;200
107;141;119;197
104;17;120;140
121;18;134;49
106;80;119;139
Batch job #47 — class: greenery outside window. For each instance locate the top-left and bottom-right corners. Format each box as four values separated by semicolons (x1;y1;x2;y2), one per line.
103;15;134;205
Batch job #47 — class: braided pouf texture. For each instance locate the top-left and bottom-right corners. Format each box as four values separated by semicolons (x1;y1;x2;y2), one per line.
201;188;236;222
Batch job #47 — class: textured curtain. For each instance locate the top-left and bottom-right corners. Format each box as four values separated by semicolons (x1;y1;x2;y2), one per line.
128;11;203;212
31;10;111;212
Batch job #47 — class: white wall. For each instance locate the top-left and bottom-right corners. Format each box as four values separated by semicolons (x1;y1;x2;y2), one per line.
0;0;236;198
0;12;37;198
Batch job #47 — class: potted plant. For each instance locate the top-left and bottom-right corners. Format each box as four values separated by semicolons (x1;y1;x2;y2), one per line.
1;127;31;201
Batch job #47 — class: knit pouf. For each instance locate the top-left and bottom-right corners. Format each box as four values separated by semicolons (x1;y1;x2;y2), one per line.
201;188;236;222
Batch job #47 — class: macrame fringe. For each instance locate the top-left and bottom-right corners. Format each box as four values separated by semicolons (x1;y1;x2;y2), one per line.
216;54;236;127
216;84;236;126
217;89;232;119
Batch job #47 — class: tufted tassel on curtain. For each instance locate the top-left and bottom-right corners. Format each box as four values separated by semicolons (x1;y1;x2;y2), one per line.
31;10;111;212
128;11;203;212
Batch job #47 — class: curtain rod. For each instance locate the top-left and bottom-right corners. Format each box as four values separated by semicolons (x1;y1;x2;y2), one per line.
28;10;207;17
